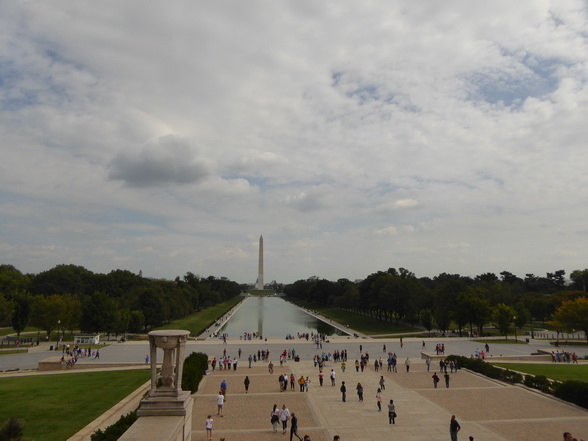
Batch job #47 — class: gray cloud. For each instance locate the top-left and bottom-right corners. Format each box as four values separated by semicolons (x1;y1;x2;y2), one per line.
107;137;210;188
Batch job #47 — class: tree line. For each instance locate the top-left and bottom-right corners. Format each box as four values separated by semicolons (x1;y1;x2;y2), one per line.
283;268;588;340
0;264;241;339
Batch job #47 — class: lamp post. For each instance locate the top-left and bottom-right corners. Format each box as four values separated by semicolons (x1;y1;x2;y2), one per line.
513;316;517;343
56;320;61;350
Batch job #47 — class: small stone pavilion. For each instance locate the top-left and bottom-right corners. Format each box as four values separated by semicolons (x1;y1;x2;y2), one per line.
120;330;193;441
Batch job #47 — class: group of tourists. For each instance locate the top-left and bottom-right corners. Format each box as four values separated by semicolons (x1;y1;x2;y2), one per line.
551;350;579;363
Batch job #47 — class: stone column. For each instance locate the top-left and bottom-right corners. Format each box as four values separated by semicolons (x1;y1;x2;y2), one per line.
138;330;193;416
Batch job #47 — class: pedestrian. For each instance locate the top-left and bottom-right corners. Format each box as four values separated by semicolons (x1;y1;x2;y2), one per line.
280;404;290;434
220;379;227;399
299;376;305;392
270;404;280;432
290;412;302;441
248;354;252;368
356;382;363;401
334;437;340;441
330;369;336;386
426;357;431;372
376;388;382;411
319;373;324;386
340;381;347;402
388;399;396;424
432;372;440;388
244;376;250;393
216;391;224;417
305;376;311;391
405;357;410;372
379;376;385;390
290;373;296;391
205;415;213;441
445;373;451;388
449;415;461;441
145;355;149;364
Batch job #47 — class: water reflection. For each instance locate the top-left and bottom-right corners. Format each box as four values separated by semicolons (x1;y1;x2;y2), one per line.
219;296;346;338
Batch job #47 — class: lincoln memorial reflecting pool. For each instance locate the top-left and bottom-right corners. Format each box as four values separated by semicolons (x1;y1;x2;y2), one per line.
219;296;348;338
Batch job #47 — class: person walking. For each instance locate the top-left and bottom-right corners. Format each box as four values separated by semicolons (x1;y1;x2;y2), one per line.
376;388;382;411
388;399;396;424
299;376;306;392
445;373;451;388
318;372;324;386
216;391;224;417
244;376;250;393
205;415;213;441
432;372;440;388
290;412;303;441
280;404;290;434
356;383;363;401
405;357;410;372
379;376;385;390
305;376;311;392
426;357;431;372
220;379;227;400
330;369;336;386
340;381;347;402
449;415;461;441
270;404;280;432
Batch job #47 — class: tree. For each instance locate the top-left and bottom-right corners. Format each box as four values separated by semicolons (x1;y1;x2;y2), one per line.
570;269;588;292
419;309;435;336
549;297;588;342
0;295;15;326
30;295;64;339
513;301;531;333
60;294;82;338
0;416;26;441
128;310;145;333
494;303;515;340
10;293;31;337
81;291;118;335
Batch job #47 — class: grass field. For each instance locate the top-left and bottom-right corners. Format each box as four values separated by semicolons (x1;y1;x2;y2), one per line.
493;363;588;382
0;370;150;441
154;296;243;336
287;299;421;335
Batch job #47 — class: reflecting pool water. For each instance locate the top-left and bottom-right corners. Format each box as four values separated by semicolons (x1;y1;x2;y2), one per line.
219;296;347;338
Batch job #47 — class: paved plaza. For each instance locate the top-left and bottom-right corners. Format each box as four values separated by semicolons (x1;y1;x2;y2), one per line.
2;335;588;441
191;354;588;441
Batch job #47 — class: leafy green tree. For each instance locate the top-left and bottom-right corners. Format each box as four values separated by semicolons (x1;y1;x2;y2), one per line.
30;264;95;296
81;291;118;335
30;294;65;339
570;269;588;292
59;294;82;338
0;295;15;326
0;265;31;294
0;416;26;441
419;309;435;336
549;297;588;342
10;292;31;337
136;287;166;329
513;301;531;332
494;303;515;339
128;310;145;333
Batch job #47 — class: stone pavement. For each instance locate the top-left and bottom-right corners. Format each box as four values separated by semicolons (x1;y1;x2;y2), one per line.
192;359;588;441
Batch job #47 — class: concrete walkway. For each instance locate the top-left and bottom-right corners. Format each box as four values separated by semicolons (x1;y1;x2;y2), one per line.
192;359;588;441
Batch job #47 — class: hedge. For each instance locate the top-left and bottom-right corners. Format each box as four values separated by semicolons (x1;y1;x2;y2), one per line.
446;355;588;409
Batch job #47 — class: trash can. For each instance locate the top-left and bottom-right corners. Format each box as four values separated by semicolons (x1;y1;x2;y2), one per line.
49;345;53;351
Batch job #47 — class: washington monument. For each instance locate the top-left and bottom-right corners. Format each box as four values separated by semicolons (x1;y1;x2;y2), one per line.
256;235;264;289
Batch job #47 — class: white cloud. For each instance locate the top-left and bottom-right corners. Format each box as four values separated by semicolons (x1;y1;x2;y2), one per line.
2;1;588;283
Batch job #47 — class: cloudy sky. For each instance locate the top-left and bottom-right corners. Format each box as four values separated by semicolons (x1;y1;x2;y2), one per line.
1;1;588;284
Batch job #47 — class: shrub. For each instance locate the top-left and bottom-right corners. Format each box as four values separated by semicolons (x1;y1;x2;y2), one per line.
554;380;588;409
0;417;26;441
181;352;209;393
91;411;137;441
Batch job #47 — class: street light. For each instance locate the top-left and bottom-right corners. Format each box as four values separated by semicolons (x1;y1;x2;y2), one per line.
56;320;61;350
513;316;517;343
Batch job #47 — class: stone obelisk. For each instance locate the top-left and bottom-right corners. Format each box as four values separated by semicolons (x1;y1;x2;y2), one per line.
256;235;264;289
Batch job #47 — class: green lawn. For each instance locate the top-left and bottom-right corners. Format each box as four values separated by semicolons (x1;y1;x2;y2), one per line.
287;300;421;335
154;296;243;336
0;370;150;441
0;326;40;337
493;363;588;382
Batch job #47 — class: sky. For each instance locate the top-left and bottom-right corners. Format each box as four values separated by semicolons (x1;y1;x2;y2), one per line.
1;1;588;285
